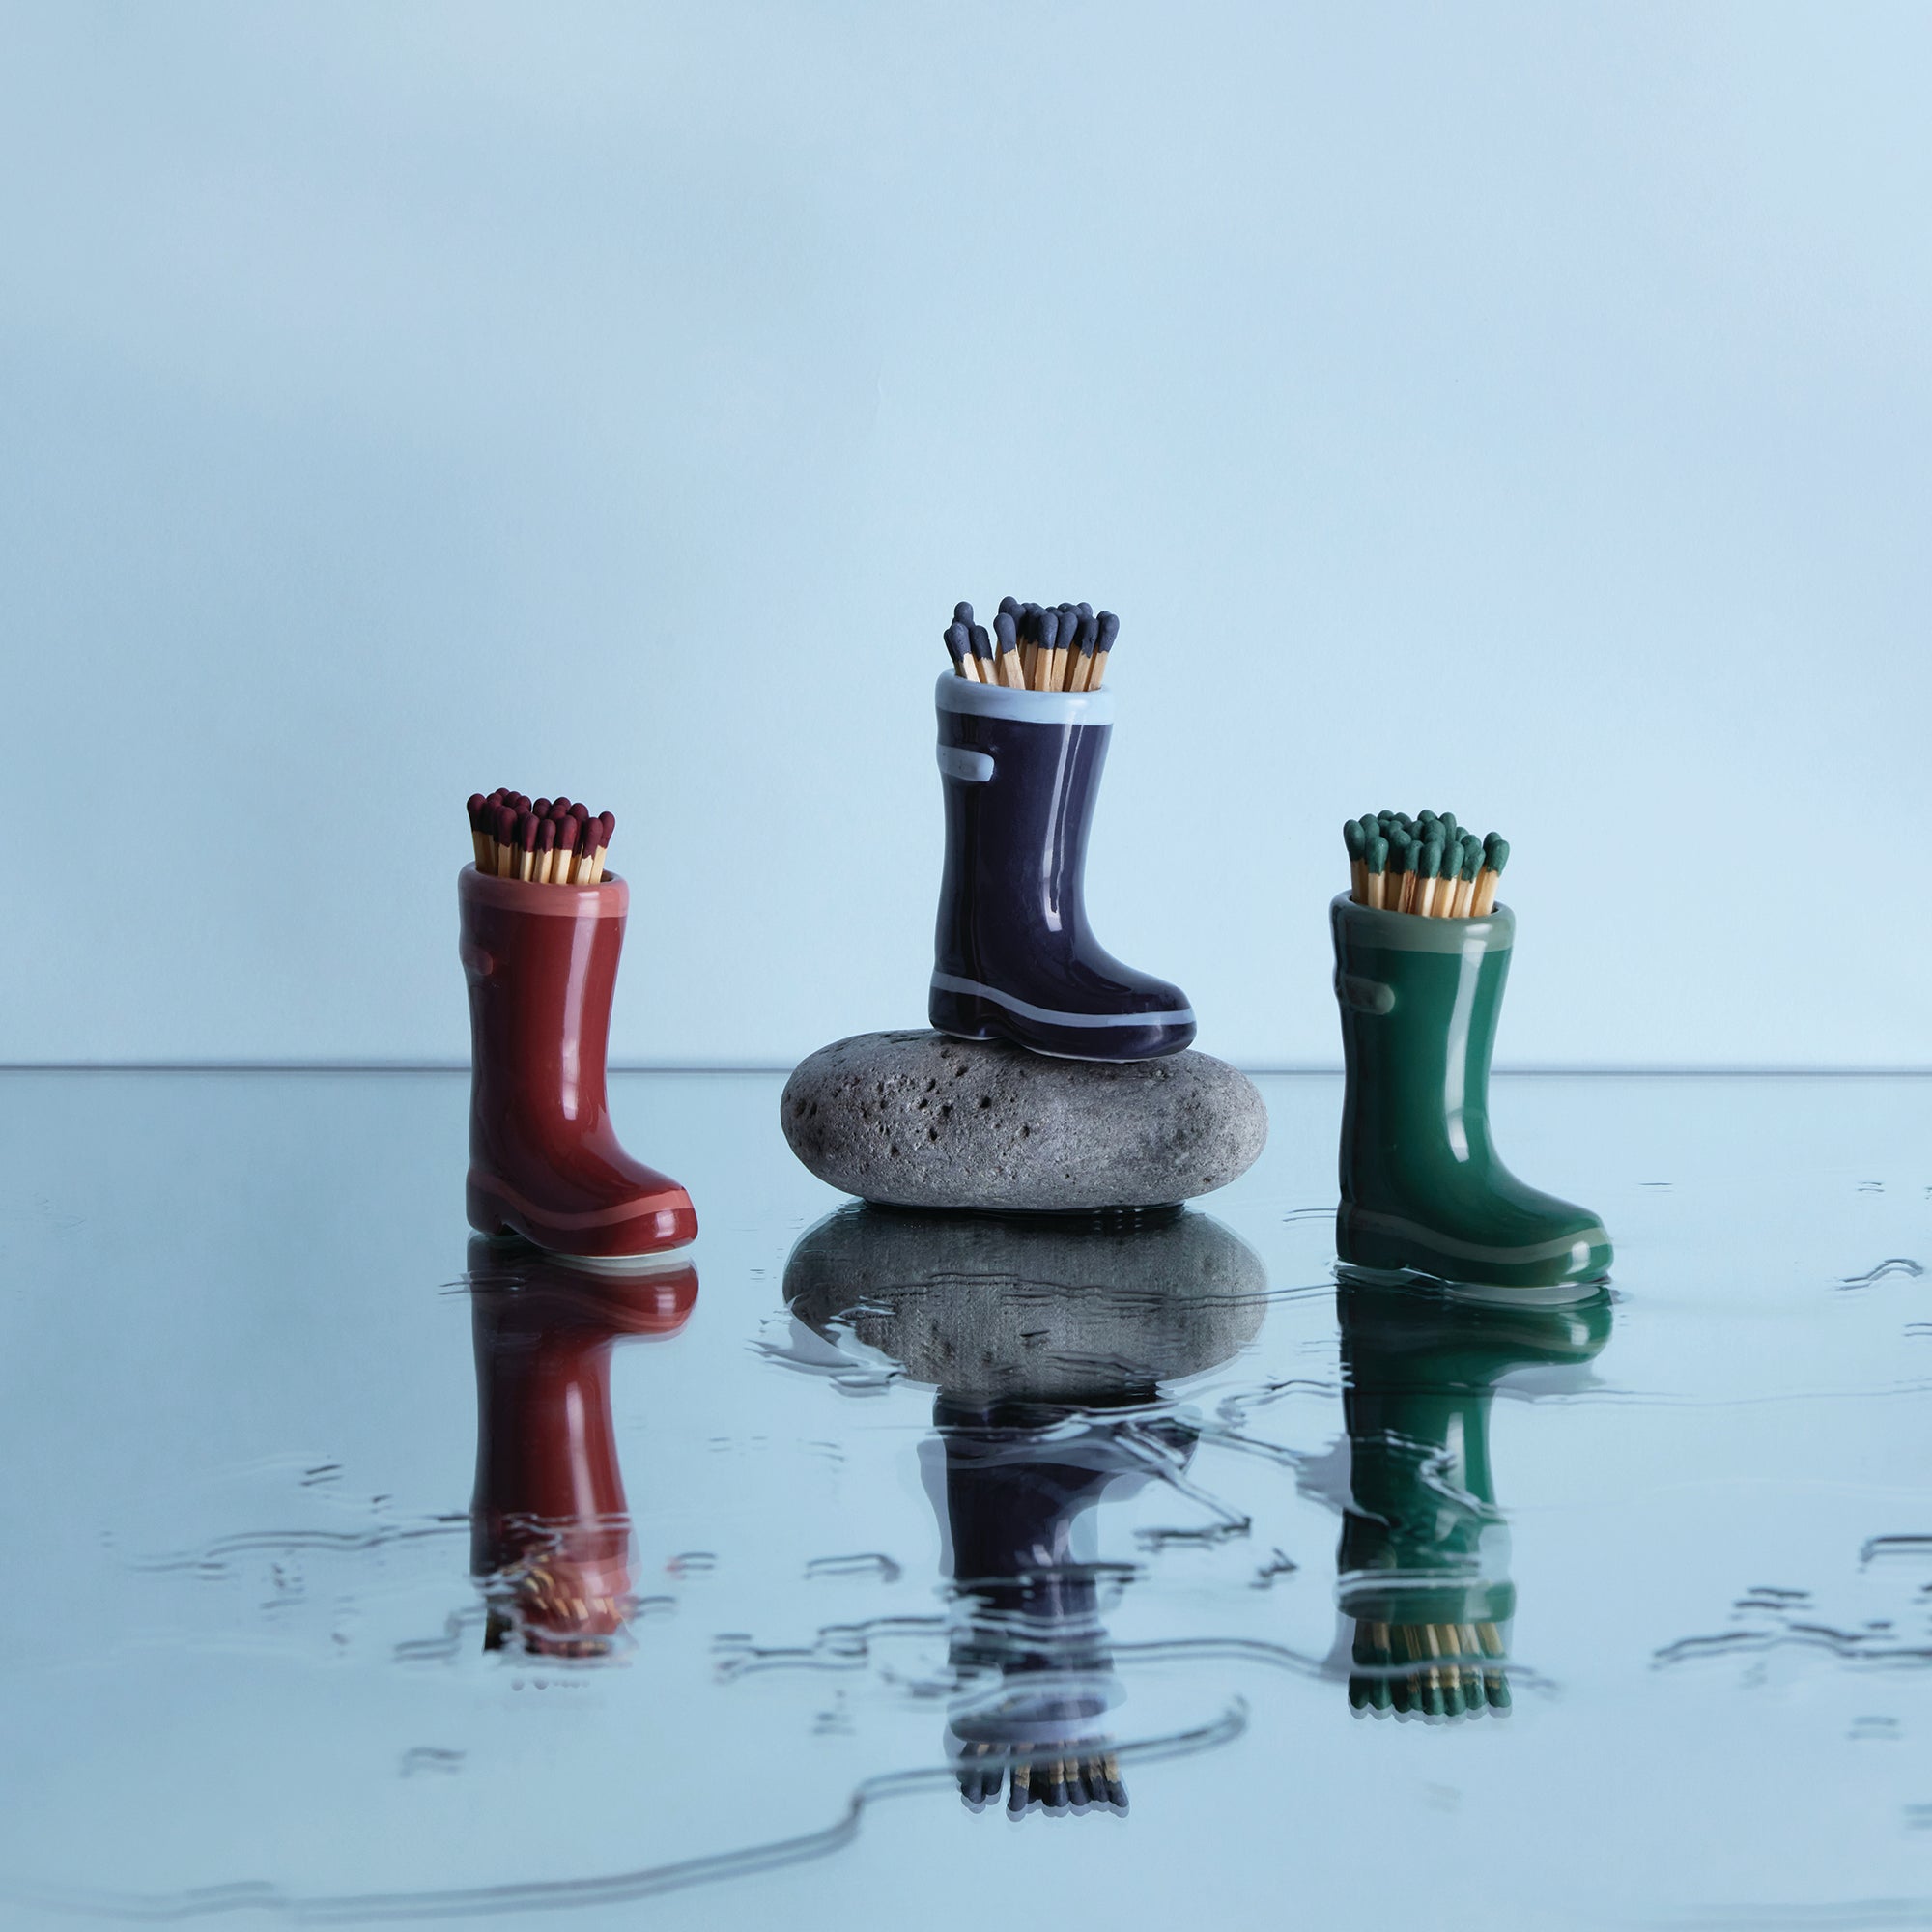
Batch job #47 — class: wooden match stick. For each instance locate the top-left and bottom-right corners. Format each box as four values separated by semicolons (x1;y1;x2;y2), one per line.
1084;610;1117;690
516;810;538;881
554;813;580;883
1035;609;1063;692
1383;829;1410;911
1365;834;1388;908
991;614;1023;688
943;621;977;680
1420;839;1447;915
1472;835;1509;916
494;806;518;877
587;811;613;883
968;623;998;684
534;815;556;883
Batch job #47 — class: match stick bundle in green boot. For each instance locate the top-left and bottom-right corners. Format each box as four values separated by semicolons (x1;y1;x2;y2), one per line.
1330;810;1612;1302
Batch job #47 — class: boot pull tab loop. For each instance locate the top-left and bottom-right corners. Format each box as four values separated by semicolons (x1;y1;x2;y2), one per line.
1335;970;1396;1016
937;745;995;784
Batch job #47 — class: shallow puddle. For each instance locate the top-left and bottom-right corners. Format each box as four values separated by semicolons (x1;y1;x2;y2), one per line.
0;1070;1926;1928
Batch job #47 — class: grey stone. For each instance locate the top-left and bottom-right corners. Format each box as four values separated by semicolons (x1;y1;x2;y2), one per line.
783;1203;1268;1404
780;1030;1268;1212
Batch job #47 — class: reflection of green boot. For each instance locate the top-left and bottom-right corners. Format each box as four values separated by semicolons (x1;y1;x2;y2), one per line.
1330;895;1611;1299
1338;1279;1613;1719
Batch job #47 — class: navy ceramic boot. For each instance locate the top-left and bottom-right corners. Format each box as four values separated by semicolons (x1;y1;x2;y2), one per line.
929;675;1196;1061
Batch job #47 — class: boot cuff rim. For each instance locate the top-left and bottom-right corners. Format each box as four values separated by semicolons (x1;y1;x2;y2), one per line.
935;672;1116;726
460;864;629;918
1330;893;1514;952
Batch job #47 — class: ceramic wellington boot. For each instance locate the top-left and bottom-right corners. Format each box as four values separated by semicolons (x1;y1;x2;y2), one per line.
469;1236;697;1656
1337;1278;1612;1719
1330;895;1611;1299
460;866;697;1259
929;674;1195;1061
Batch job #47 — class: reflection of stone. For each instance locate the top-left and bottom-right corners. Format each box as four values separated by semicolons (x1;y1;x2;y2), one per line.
1337;1279;1612;1720
784;1205;1268;1815
780;1030;1267;1212
783;1203;1268;1405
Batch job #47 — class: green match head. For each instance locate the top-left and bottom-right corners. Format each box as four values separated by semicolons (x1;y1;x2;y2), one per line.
1387;827;1412;867
1344;819;1366;859
1419;840;1443;879
1367;835;1388;874
1439;811;1458;839
1483;830;1502;860
1461;835;1483;881
1487;837;1510;875
1396;812;1415;832
1359;813;1379;841
1418;810;1439;829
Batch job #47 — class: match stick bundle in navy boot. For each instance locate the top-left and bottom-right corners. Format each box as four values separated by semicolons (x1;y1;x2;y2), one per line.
928;653;1195;1062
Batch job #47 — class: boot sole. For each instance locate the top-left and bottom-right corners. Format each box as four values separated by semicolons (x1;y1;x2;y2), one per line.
467;1173;698;1261
929;977;1196;1063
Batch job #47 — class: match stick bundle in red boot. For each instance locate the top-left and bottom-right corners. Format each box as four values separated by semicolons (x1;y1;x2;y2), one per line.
459;788;697;1261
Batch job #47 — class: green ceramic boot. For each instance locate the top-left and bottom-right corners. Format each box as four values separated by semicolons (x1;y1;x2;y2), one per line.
1330;895;1612;1300
1338;1278;1613;1719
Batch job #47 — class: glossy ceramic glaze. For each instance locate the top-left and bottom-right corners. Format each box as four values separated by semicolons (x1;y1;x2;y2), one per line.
459;866;697;1257
1337;1279;1614;1715
468;1236;699;1657
929;676;1195;1062
1330;894;1611;1294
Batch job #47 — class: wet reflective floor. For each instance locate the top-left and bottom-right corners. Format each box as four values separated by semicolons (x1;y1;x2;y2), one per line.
1;1069;1927;1929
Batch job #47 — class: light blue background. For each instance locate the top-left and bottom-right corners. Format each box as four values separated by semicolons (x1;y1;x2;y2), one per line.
5;3;1926;1068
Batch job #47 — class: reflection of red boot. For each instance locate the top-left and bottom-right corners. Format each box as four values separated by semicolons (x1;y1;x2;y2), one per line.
469;1236;698;1658
460;867;697;1258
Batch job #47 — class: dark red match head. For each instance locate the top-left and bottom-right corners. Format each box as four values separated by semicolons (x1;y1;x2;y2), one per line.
536;816;556;852
568;803;591;825
533;798;552;818
517;811;538;852
495;805;518;843
556;815;580;853
596;810;614;847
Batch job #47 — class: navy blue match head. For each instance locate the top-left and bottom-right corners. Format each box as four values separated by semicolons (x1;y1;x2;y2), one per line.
993;611;1016;652
1075;601;1093;621
970;622;993;658
1076;611;1098;655
953;601;975;627
1037;609;1061;650
943;622;968;664
1094;611;1120;651
998;595;1019;617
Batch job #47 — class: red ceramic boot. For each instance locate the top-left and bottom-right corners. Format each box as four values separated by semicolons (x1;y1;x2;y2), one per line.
459;866;698;1258
469;1236;699;1657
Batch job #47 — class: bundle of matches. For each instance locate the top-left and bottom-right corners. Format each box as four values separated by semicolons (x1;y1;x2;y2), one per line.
1348;1618;1509;1719
465;790;617;885
1343;810;1511;917
955;1743;1127;1816
941;598;1120;693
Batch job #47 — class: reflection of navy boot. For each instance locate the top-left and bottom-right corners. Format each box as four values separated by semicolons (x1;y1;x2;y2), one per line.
928;676;1195;1062
940;1395;1164;1815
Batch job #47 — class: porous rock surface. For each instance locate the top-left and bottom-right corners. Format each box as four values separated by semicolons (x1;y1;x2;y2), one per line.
780;1030;1267;1212
782;1202;1268;1403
